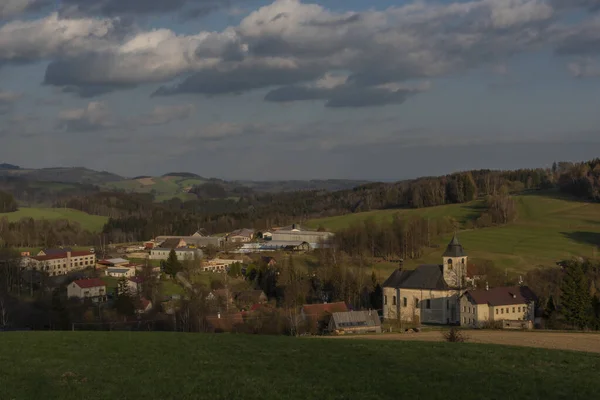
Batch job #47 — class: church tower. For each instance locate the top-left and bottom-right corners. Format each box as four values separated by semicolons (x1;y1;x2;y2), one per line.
442;234;467;288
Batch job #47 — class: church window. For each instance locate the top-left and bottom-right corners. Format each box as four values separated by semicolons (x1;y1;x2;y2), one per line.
403;297;407;307
447;259;453;270
384;296;387;305
462;258;465;265
415;299;420;308
392;296;396;306
463;306;466;312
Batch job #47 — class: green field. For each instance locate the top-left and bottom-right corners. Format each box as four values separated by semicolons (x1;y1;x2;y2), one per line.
102;175;202;202
0;207;108;233
308;192;600;274
0;333;598;400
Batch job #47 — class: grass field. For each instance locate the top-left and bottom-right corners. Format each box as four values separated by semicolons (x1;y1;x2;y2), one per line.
0;207;108;233
308;192;600;274
0;333;598;400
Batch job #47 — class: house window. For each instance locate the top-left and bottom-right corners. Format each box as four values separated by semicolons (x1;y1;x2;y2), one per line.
426;299;431;309
403;297;407;307
384;295;387;305
512;307;515;313
501;308;504;314
392;296;396;306
496;309;498;315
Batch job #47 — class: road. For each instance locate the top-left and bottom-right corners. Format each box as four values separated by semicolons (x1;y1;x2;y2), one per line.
327;330;600;353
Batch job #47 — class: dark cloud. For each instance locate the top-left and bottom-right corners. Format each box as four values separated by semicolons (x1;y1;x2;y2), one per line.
264;81;425;108
552;0;600;12
555;22;600;56
153;63;323;96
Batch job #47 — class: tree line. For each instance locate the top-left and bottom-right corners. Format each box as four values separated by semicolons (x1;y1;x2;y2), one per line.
526;258;600;331
0;217;96;248
0;190;18;213
557;158;600;201
55;167;551;242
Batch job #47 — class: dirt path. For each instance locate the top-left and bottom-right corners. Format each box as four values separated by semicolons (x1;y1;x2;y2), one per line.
328;330;600;354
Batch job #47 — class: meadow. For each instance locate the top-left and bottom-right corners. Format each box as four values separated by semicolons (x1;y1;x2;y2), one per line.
308;192;600;274
102;175;202;202
0;332;598;400
0;207;108;233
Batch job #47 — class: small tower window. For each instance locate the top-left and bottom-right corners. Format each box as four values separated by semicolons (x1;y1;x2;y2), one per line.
461;258;465;265
447;258;453;270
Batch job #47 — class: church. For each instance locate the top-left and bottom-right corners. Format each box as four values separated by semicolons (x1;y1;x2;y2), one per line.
382;235;468;325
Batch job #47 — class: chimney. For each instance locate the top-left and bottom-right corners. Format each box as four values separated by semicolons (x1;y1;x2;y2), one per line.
485;281;489;291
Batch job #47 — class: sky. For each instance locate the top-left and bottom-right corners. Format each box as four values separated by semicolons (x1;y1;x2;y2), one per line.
0;0;599;181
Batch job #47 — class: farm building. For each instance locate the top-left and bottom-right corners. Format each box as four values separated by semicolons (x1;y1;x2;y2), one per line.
328;311;382;335
149;248;203;261
226;228;255;243
460;285;537;329
105;267;135;278
270;224;334;245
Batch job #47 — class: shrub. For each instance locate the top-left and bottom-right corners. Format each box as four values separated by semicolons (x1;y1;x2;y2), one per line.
443;327;467;343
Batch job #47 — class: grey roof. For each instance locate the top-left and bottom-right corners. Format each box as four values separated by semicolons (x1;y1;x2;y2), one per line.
331;311;381;328
382;264;449;290
442;235;466;257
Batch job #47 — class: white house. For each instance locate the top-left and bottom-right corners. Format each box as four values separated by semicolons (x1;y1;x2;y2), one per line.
22;250;96;277
460;285;537;328
105;267;136;278
149;248;203;261
67;278;107;302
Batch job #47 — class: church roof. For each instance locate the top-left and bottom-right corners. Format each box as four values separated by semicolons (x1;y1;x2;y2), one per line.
382;265;449;290
442;235;466;257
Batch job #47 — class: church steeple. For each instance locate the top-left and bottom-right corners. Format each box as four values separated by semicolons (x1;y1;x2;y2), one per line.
442;234;467;288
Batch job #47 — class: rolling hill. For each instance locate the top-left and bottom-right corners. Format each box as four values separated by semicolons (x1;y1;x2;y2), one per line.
0;332;597;400
307;192;600;274
0;166;123;184
0;207;108;233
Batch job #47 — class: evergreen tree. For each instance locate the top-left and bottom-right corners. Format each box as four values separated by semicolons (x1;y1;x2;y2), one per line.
163;249;182;278
592;295;600;330
560;261;592;329
114;277;135;319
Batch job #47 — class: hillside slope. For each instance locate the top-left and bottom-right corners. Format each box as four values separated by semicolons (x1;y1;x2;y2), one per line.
307;193;600;273
0;207;108;233
0;332;597;400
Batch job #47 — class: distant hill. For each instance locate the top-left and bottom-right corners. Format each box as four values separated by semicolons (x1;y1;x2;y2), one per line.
162;172;204;179
0;163;20;170
0;167;123;184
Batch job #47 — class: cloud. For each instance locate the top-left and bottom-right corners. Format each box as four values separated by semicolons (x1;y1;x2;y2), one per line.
57;101;114;132
568;58;600;77
264;77;430;108
0;13;124;65
135;104;195;126
555;17;600;56
43;28;242;95
3;0;600;108
0;90;22;114
0;0;49;19
552;0;600;12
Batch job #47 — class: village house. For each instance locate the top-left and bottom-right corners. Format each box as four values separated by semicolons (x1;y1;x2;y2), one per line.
105;267;135;278
136;298;153;314
154;231;224;249
234;290;268;309
96;258;129;268
269;224;334;249
127;276;144;294
202;258;239;273
226;228;255;243
328;310;382;335
205;312;245;333
22;250;96;277
382;235;468;325
460;285;537;329
37;247;72;256
301;302;348;334
67;278;107;302
149;247;203;261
